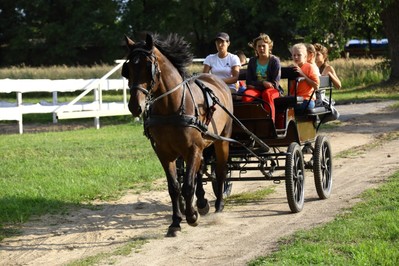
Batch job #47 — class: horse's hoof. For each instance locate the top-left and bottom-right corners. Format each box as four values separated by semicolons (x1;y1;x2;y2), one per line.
187;210;200;227
197;199;210;216
215;201;224;212
166;226;181;237
215;202;224;213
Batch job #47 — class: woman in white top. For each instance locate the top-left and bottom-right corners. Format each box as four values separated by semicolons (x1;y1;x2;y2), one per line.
203;32;241;93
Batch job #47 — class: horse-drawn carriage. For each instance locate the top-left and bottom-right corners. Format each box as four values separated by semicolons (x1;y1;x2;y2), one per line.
195;67;334;213
123;33;336;236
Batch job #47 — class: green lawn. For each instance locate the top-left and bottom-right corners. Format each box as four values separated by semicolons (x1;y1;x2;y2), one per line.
0;123;164;240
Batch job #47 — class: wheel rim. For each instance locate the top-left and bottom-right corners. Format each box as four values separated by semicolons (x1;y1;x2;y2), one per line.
321;142;332;190
294;151;305;203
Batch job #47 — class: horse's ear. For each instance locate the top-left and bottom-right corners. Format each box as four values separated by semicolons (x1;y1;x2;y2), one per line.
125;35;135;47
145;33;154;50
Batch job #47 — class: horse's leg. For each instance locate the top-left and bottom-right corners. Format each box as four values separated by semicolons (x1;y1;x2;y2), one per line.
161;160;183;237
182;149;203;226
196;145;214;215
213;140;229;212
196;169;210;216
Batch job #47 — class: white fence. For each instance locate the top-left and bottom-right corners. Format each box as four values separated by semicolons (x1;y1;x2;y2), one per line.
0;60;130;134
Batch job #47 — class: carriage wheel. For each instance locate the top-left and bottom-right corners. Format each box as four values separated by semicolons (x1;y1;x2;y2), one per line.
285;142;305;213
313;135;333;199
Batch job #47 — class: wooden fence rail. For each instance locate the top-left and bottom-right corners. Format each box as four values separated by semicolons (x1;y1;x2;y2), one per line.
0;60;130;134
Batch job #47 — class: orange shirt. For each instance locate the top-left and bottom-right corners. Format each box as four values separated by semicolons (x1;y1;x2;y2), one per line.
290;62;319;100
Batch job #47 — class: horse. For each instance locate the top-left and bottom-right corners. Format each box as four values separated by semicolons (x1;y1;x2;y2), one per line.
122;33;233;237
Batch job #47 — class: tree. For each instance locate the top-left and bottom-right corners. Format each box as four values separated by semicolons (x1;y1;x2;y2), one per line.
279;0;398;81
0;0;397;75
381;0;399;80
0;0;123;66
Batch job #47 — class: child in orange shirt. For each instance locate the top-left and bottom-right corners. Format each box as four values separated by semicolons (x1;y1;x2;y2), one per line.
290;43;319;111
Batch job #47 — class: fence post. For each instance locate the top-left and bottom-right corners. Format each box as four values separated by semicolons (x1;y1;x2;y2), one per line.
17;92;23;134
52;91;58;124
94;85;100;129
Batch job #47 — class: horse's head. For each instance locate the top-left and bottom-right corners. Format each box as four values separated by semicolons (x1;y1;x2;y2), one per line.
123;34;160;117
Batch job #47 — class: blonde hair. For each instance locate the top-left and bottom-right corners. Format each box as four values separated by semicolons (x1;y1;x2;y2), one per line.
248;33;274;53
291;43;307;55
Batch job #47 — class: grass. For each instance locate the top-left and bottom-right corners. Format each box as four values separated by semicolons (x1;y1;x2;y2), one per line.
0;64;121;79
248;171;399;266
0;122;164;240
67;237;151;266
225;187;275;206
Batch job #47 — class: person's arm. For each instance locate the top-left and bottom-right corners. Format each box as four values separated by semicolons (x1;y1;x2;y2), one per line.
266;56;281;90
222;65;240;85
202;55;212;73
295;65;319;89
326;65;342;89
203;64;211;73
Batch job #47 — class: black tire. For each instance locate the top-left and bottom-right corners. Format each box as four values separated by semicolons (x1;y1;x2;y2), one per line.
285;142;305;213
313;135;333;199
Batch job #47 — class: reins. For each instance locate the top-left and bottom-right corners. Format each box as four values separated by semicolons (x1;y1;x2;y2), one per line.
148;75;198;105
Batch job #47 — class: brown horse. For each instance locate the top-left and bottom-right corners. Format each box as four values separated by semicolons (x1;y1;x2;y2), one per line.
122;33;233;237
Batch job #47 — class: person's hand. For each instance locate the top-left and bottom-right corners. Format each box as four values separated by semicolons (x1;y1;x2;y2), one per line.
293;66;305;77
263;81;272;89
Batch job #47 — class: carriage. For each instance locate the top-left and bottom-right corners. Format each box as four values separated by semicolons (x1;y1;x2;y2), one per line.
123;33;336;236
184;67;335;213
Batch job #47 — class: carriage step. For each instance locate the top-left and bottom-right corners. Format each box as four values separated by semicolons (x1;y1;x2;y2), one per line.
276;128;286;134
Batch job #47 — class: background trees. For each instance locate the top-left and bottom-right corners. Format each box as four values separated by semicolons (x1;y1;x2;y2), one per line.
0;0;397;80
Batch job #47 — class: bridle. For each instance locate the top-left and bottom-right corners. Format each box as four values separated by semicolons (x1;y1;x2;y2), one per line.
123;47;160;97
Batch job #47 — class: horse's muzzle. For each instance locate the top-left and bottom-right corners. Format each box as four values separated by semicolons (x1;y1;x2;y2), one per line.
128;102;143;117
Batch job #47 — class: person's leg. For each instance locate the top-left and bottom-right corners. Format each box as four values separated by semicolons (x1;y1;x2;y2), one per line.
305;100;315;109
242;88;261;102
261;89;280;121
295;100;315;112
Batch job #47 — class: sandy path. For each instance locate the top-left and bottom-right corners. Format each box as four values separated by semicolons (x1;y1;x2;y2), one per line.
1;101;398;266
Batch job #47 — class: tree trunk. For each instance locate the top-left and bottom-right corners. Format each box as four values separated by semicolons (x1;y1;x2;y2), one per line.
381;0;399;81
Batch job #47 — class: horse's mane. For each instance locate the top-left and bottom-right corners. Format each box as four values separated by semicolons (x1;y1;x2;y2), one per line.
152;33;193;78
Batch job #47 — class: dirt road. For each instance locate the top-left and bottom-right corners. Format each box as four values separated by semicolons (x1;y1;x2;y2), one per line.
1;101;399;266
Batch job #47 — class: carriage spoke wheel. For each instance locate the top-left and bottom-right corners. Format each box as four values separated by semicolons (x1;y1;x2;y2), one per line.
313;135;333;199
285;142;305;213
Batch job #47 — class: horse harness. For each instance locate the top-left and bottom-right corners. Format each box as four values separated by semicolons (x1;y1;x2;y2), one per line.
143;77;218;140
123;47;218;140
122;47;160;97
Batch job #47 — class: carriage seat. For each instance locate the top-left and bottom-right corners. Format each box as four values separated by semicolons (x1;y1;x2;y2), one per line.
305;106;329;115
274;96;330;115
274;96;303;111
